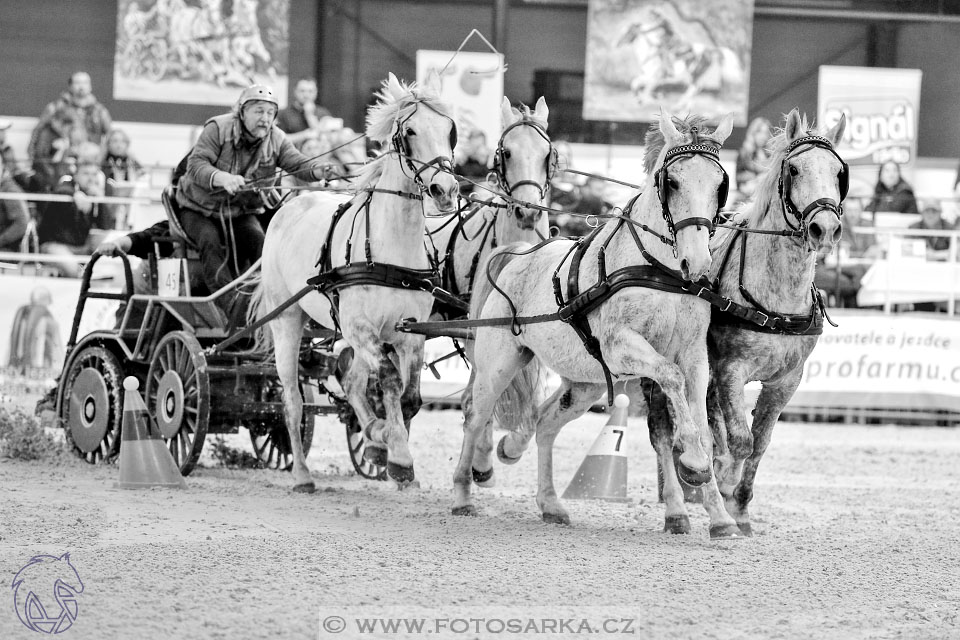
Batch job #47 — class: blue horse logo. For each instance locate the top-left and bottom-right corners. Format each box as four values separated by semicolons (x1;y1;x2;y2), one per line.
11;553;84;634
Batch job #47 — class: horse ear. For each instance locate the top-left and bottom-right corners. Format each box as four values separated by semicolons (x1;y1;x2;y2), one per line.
659;108;683;146
534;96;550;124
826;113;846;146
424;69;442;96
712;112;735;145
784;108;804;141
501;97;517;128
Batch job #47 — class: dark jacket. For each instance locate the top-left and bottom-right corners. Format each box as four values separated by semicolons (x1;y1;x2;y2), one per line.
36;175;113;247
126;221;174;259
0;176;29;252
277;102;332;135
176;113;328;219
867;179;918;214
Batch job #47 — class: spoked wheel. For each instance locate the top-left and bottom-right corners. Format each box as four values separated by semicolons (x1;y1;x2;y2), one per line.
60;346;124;464
248;380;315;471
145;331;210;476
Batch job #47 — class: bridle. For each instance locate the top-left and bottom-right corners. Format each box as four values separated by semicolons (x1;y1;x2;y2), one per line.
390;100;458;194
777;134;849;238
653;127;729;254
491;119;558;201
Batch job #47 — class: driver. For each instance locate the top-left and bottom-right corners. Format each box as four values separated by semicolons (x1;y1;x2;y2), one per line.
175;84;332;324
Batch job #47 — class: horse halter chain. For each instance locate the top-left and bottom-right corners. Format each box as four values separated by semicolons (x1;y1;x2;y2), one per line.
492;119;558;201
777;134;849;240
390;100;457;194
653;127;729;256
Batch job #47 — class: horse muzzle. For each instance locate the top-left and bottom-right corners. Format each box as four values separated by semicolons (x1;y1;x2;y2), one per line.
426;174;460;214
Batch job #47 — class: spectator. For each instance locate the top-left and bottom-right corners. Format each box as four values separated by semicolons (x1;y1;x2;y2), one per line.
554;177;613;237
276;78;334;148
909;199;954;261
36;159;114;277
0;118;34;190
28;71;112;191
867;160;918;215
101;128;143;183
0;164;29;253
454;129;492;196
735;116;772;201
176;83;336;324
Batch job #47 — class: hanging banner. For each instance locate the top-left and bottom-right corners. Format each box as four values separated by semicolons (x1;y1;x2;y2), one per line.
113;0;289;106
583;0;754;124
818;66;922;168
416;50;504;158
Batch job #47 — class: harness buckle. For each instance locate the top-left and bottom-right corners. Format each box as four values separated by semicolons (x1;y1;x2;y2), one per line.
721;298;733;312
756;311;770;325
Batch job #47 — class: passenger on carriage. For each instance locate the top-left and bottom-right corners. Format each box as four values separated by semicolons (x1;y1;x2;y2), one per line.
174;83;335;325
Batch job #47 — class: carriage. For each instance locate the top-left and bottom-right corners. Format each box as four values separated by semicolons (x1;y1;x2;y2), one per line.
53;187;386;480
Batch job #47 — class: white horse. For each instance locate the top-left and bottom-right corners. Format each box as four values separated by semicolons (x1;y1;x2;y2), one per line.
454;111;744;537
249;72;459;491
425;96;553;310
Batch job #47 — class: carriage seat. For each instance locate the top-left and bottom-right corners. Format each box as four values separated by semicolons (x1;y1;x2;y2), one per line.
161;184;199;253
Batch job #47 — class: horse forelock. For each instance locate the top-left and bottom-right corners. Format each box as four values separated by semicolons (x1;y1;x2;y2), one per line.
516;104;548;130
743;113;817;227
365;76;453;144
642;114;722;175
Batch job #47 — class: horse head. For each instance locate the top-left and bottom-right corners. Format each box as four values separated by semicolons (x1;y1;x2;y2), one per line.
494;96;554;232
774;109;848;255
369;72;460;213
646;109;734;280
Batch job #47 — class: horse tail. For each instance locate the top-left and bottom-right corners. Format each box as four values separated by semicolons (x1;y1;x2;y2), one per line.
244;271;274;358
469;243;540;433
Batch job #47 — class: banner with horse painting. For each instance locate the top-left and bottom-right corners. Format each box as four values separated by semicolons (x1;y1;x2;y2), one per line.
113;0;289;107
416;50;504;159
583;0;753;124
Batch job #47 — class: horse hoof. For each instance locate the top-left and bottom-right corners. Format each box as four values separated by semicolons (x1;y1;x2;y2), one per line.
452;504;477;516
709;524;745;540
737;522;754;537
363;445;388;466
496;437;522;465
472;467;495;487
293;482;316;494
387;462;415;484
677;463;712;487
396;479;420;491
542;512;571;526
663;514;691;535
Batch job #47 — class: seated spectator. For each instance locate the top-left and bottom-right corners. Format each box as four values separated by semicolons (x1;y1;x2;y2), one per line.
276;78;334;148
29;71;112;192
909;199;955;261
101;128;143;183
867;161;918;215
454;129;492;196
735;116;772;203
36;160;114;277
0;118;35;190
0;164;29;253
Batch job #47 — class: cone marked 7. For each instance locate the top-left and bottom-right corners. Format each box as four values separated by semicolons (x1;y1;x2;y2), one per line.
561;394;630;502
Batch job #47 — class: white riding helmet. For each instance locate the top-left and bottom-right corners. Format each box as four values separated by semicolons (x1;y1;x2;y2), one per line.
237;84;279;112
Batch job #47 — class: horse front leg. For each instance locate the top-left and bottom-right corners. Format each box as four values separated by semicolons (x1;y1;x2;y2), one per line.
341;337;388;466
272;310;314;492
612;334;712;486
536;381;605;524
678;354;740;539
713;362;754;508
376;340;419;487
641;378;692;534
729;373;800;536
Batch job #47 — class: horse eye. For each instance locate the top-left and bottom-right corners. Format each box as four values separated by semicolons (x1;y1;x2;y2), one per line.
405;127;416;137
667;177;680;190
789;165;799;177
502;149;512;159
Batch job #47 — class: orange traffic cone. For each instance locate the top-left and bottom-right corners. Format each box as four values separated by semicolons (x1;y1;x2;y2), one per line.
562;393;630;502
117;377;187;489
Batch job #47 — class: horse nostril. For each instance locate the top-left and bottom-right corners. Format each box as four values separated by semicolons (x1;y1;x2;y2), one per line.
427;184;444;200
809;222;823;241
680;258;690;279
832;225;842;242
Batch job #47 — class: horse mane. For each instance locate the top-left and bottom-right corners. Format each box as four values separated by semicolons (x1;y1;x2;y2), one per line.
352;154;386;191
642;114;722;175
515;103;548;130
364;74;454;144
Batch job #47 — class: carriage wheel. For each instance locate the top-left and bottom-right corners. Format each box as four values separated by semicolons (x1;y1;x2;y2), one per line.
60;346;124;464
248;380;316;471
145;331;210;476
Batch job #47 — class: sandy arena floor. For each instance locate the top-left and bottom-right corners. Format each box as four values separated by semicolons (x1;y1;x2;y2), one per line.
2;404;959;639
